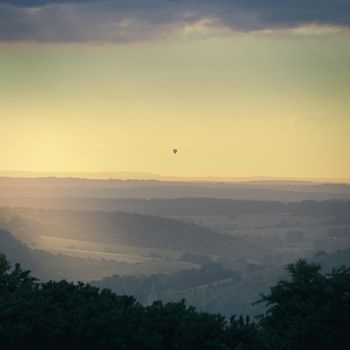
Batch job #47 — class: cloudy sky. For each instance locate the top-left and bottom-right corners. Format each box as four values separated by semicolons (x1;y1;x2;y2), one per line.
1;0;349;179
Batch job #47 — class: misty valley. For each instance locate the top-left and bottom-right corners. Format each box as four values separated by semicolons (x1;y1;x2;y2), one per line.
1;178;350;349
1;178;350;318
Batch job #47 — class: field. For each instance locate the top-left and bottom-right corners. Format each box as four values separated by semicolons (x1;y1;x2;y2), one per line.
22;235;200;280
29;235;184;263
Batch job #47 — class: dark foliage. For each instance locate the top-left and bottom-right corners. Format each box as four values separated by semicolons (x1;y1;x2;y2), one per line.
1;255;350;350
257;259;350;350
0;254;263;350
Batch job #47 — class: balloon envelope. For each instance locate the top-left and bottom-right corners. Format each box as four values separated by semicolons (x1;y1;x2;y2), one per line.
173;149;178;154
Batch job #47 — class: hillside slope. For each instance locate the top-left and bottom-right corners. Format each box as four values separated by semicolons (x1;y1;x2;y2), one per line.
0;208;259;258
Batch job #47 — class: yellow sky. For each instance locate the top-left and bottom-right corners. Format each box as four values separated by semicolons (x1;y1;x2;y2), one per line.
1;33;349;179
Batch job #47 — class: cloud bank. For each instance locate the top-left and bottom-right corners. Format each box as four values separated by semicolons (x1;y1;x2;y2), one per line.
0;0;349;42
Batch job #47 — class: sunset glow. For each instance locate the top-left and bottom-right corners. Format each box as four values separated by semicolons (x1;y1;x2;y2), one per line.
1;1;349;180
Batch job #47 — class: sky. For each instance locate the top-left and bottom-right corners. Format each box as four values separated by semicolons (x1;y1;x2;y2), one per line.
0;0;349;180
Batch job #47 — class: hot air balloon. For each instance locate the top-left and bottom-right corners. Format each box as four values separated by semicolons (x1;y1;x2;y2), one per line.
173;149;178;154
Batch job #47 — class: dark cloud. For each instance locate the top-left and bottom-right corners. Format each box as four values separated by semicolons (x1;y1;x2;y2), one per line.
226;0;350;28
0;0;349;42
0;0;89;5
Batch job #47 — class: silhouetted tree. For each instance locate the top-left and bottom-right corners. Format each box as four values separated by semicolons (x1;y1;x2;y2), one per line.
257;259;350;350
2;255;350;350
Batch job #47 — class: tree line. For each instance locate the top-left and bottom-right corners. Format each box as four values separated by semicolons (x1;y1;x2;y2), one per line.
1;254;350;350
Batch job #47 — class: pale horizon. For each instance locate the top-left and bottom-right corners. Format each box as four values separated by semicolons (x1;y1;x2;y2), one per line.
1;169;350;184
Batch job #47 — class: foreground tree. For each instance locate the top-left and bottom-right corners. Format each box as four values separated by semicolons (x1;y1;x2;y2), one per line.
1;254;262;349
258;259;350;350
1;254;350;349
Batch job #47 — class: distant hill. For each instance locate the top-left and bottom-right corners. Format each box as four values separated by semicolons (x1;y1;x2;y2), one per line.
1;176;350;201
0;228;193;282
0;208;258;259
92;263;241;305
1;171;349;183
0;229;37;272
92;260;284;317
1;197;350;217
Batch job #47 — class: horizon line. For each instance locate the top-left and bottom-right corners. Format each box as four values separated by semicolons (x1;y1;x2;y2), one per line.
1;170;350;184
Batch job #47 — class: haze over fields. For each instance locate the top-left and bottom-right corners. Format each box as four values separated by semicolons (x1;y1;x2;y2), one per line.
1;176;350;316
